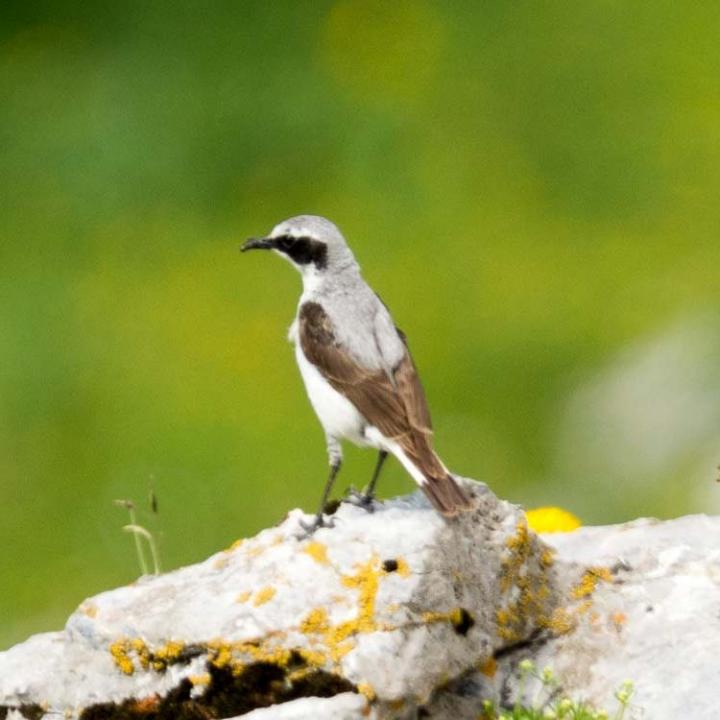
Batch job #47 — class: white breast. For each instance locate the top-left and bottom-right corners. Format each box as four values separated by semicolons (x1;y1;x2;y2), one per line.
294;343;369;446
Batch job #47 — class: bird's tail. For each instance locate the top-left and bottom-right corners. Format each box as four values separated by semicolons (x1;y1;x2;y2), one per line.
403;441;474;516
421;468;474;517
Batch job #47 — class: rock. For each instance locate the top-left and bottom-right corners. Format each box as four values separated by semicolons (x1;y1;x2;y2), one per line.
231;692;368;720
426;514;720;720
0;479;556;719
527;514;720;719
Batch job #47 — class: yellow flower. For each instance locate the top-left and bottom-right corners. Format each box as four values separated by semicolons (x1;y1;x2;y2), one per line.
525;507;581;533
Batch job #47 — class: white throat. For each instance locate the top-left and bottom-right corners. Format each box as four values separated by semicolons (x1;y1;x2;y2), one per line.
299;266;326;298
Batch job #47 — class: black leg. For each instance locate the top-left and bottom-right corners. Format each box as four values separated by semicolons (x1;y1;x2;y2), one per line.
300;459;341;535
345;450;388;512
366;450;388;499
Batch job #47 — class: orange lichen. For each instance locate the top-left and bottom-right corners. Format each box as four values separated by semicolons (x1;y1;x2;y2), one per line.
479;657;497;678
129;696;160;713
236;590;252;603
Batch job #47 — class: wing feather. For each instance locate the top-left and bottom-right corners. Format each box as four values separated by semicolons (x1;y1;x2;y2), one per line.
299;302;436;457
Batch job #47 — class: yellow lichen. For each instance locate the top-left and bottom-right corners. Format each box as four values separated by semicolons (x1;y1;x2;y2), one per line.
294;555;385;662
545;607;576;635
214;538;246;569
236;590;252;603
298;648;328;666
571;567;612;599
130;638;150;670
246;544;265;558
213;555;230;570
206;639;293;676
357;682;376;701
189;673;211;686
109;639;134;675
420;607;472;634
109;637;189;675
253;586;277;606
393;558;411;577
151;640;185;670
300;607;330;635
79;602;98;618
304;541;329;565
210;642;234;669
339;556;380;634
525;506;581;533
495;518;557;643
501;520;532;592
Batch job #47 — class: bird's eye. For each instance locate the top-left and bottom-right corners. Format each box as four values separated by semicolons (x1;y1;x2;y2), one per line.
278;235;294;249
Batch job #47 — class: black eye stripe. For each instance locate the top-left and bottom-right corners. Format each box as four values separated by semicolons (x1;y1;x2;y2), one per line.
276;235;327;269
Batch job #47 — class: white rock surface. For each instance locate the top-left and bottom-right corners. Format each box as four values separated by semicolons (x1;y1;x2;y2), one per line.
429;514;720;720
7;480;714;720
230;692;370;720
0;479;553;719
529;514;720;720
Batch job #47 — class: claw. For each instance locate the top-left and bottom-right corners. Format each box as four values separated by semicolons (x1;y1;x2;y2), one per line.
298;514;334;537
343;488;377;513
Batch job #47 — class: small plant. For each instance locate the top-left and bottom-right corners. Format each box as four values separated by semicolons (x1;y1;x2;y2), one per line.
480;660;637;720
114;487;162;575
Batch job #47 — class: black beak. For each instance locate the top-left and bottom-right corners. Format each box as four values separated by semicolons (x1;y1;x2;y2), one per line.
240;237;275;252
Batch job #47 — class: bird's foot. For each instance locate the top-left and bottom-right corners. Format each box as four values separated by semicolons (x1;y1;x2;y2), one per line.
298;513;335;537
343;486;377;513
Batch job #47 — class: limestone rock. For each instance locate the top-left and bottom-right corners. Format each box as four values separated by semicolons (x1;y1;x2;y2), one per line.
526;514;720;719
230;692;369;720
427;514;720;720
0;479;555;719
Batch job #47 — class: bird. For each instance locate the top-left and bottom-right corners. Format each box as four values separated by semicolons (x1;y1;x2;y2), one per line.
241;215;473;532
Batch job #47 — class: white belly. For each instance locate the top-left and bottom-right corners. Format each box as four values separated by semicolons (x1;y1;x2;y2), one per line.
295;344;369;445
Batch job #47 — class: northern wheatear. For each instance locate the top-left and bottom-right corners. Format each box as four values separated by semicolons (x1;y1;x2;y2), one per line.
242;215;472;531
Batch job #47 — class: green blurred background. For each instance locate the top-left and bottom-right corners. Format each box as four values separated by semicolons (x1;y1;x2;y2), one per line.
2;1;720;649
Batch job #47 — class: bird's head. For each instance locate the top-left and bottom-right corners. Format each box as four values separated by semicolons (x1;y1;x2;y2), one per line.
241;215;357;278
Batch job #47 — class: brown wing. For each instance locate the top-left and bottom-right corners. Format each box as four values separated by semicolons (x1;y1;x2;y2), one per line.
393;327;433;435
298;301;473;516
